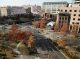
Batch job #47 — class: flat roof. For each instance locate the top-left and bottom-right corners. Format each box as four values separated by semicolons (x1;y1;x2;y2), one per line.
43;1;68;5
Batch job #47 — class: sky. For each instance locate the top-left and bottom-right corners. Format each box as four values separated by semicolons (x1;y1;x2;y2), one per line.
0;0;73;6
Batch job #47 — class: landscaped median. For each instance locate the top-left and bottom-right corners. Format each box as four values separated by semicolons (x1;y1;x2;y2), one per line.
55;38;80;59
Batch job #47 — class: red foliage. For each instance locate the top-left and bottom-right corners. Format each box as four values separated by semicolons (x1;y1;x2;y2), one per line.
8;23;33;42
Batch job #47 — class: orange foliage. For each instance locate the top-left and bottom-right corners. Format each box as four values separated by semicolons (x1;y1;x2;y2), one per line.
33;18;46;29
27;35;34;47
57;39;66;47
71;24;78;34
60;23;68;32
8;23;33;42
54;23;59;32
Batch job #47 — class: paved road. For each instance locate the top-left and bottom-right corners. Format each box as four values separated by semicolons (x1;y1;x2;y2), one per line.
29;26;67;59
13;25;67;59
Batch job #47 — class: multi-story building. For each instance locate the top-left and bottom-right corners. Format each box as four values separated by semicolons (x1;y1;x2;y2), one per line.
74;0;80;4
0;6;26;16
0;6;11;16
59;4;80;33
31;5;41;14
42;2;68;15
10;6;26;15
23;5;42;15
23;5;31;13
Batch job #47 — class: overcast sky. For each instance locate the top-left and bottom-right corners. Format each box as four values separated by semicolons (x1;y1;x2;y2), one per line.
0;0;73;6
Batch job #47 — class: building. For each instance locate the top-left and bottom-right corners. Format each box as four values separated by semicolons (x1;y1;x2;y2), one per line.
23;5;42;15
56;12;70;32
74;0;80;4
42;2;68;15
0;6;26;16
31;5;41;14
0;6;10;16
10;6;26;15
23;5;31;13
59;4;80;33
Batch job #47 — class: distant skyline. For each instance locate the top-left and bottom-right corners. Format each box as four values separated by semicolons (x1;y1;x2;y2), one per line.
0;0;73;6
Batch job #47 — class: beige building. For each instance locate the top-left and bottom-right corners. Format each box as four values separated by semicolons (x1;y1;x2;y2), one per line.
59;4;80;33
0;6;10;16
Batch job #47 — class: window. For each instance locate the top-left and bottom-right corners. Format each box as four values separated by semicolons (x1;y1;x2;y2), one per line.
65;10;67;12
72;22;74;24
58;9;60;11
65;17;67;20
59;17;61;20
78;18;80;21
73;18;75;20
61;10;63;12
74;10;77;12
79;14;80;16
74;14;76;16
69;10;72;12
77;22;79;24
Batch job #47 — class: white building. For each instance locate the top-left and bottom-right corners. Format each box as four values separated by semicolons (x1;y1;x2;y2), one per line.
42;2;68;14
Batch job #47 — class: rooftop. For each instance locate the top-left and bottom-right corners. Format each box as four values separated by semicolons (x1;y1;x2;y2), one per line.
43;1;68;5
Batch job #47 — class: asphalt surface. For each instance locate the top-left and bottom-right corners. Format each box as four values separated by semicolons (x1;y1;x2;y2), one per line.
12;25;67;59
29;26;67;59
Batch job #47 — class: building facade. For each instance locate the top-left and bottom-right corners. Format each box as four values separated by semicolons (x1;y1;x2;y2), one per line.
42;2;68;14
0;6;11;16
23;5;31;13
23;5;42;15
56;12;70;32
0;6;26;16
31;5;41;14
10;6;26;15
59;4;80;33
74;0;80;4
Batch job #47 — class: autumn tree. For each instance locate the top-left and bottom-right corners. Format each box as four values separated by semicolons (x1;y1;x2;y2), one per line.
60;23;68;33
27;35;34;48
57;39;66;48
54;23;59;32
8;22;19;40
39;19;46;29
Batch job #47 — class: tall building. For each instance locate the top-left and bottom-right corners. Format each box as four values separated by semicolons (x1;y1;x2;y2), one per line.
59;4;80;33
42;2;68;15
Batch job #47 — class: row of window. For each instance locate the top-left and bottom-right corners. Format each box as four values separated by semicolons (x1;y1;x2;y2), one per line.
73;18;80;21
60;9;80;12
73;14;80;16
72;22;79;24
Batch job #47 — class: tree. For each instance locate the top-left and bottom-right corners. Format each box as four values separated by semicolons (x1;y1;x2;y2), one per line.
71;24;78;35
54;23;59;32
39;19;46;29
60;23;68;33
27;35;34;48
57;39;66;48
